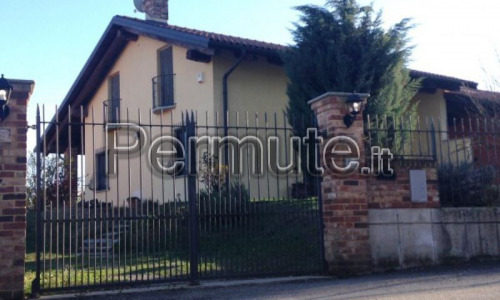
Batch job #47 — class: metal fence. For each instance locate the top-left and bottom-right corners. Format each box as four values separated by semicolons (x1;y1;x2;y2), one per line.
365;114;500;207
31;106;325;294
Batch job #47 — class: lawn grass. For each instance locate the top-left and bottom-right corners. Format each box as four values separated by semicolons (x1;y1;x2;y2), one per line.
25;252;192;295
25;253;36;296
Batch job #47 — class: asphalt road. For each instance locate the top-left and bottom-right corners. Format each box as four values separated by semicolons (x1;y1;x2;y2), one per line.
57;262;500;300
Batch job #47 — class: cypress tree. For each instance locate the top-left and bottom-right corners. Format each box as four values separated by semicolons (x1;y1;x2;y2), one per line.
284;0;420;136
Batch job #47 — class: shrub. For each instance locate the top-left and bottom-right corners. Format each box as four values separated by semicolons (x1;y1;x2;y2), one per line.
197;152;250;222
438;163;499;207
198;182;250;216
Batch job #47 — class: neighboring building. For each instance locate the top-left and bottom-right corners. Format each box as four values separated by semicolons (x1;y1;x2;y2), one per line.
408;70;500;167
443;86;500;168
40;0;500;204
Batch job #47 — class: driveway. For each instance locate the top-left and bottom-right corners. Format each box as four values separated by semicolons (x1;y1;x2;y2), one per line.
51;262;500;300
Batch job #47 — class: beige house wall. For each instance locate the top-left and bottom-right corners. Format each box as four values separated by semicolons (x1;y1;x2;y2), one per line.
415;90;448;134
212;50;292;198
212;49;289;122
84;36;216;203
412;90;472;165
89;36;216;123
83;36;293;203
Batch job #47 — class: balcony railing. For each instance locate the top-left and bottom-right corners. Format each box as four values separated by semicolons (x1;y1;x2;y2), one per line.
103;99;121;124
152;74;175;111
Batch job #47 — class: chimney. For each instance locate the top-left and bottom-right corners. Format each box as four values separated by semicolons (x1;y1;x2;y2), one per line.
143;0;169;23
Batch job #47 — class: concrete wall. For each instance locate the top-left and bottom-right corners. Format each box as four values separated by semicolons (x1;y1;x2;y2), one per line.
369;208;500;271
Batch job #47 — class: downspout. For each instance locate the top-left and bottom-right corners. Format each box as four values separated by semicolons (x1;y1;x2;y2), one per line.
222;49;246;191
222;49;246;138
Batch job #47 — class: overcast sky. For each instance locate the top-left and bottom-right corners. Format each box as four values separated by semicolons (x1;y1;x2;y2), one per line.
2;0;500;149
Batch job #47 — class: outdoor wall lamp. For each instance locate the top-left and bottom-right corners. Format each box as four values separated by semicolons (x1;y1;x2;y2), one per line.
343;93;364;128
0;74;13;121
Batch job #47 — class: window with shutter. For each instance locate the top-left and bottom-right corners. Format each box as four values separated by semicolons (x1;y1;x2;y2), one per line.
108;74;120;123
157;47;174;107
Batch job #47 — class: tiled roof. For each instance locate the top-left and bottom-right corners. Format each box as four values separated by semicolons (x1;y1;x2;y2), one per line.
118;16;287;52
118;17;482;90
446;86;500;103
410;70;478;88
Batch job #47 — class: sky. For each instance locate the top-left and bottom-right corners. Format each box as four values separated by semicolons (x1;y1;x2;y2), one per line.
2;0;500;150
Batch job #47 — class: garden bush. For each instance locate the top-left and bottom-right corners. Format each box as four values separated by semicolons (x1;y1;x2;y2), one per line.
438;163;499;206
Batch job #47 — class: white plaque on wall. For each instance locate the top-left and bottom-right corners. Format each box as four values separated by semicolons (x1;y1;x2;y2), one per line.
410;170;428;203
0;128;11;143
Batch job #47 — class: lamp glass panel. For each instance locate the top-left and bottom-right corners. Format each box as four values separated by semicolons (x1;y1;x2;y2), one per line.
353;102;360;112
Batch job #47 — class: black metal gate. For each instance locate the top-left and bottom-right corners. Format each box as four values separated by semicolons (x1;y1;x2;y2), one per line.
32;106;325;294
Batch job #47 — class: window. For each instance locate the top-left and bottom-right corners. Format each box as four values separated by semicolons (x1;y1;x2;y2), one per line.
95;152;108;191
154;47;174;108
107;74;120;123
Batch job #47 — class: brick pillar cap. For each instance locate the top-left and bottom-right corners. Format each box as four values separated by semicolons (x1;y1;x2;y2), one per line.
307;92;370;106
8;79;35;94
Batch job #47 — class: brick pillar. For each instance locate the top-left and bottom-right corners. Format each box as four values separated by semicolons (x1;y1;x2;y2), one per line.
309;92;371;277
0;78;34;300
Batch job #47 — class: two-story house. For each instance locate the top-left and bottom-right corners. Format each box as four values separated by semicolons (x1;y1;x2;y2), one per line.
40;1;292;204
40;0;499;204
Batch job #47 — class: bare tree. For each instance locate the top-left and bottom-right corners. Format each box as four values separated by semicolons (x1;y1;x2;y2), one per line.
26;152;79;209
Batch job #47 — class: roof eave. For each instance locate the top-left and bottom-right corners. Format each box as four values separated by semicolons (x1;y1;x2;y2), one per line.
37;20;122;153
39;16;216;153
207;40;285;65
113;16;211;51
409;70;479;91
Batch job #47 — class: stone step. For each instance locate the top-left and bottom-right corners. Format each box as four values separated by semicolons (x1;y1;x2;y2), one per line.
83;238;118;246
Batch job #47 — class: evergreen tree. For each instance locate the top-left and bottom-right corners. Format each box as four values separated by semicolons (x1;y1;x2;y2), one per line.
365;61;421;153
284;0;419;136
